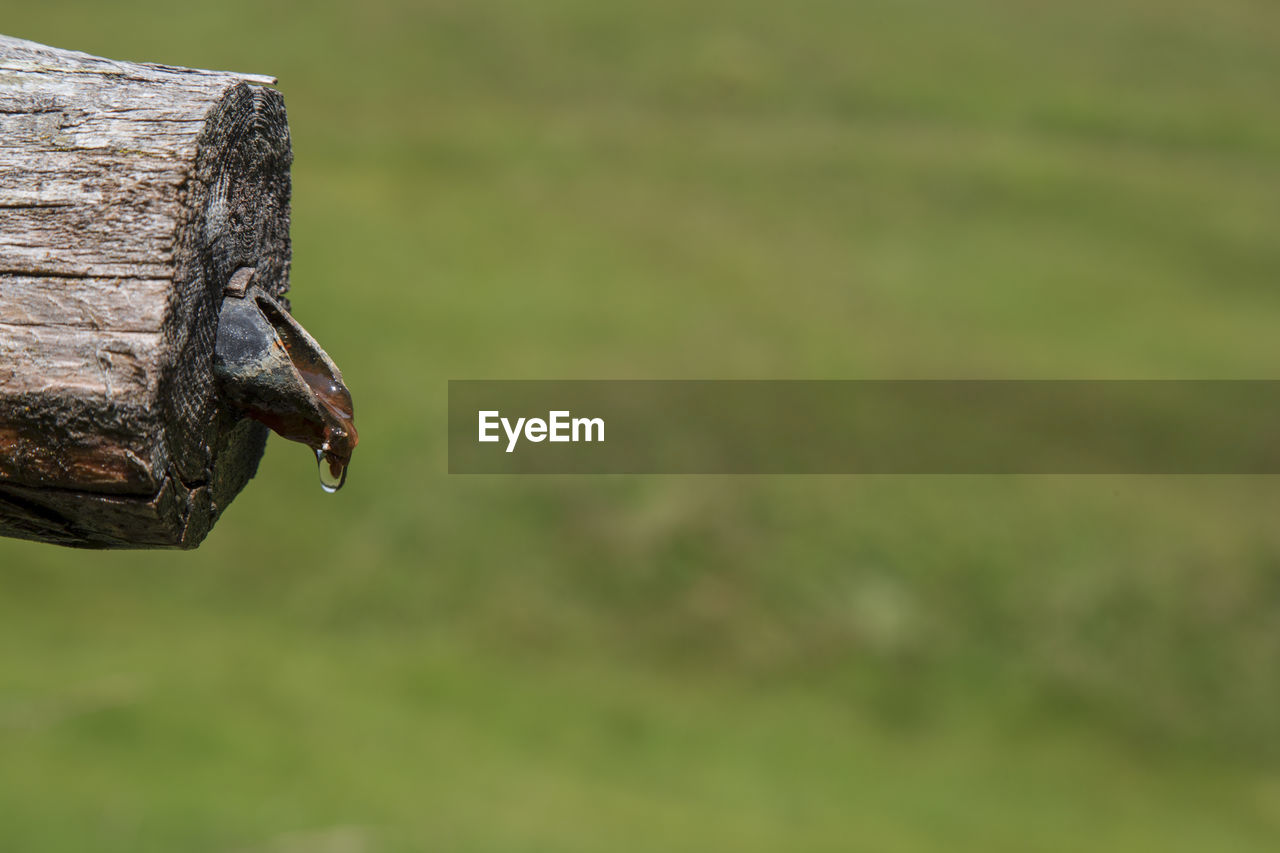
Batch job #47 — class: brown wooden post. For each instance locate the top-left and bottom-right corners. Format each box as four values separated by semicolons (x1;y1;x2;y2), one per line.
0;35;292;548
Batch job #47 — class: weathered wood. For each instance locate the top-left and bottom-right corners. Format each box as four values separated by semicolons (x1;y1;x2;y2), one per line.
0;35;291;548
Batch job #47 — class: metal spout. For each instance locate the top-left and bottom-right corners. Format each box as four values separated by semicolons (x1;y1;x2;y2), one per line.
213;269;357;489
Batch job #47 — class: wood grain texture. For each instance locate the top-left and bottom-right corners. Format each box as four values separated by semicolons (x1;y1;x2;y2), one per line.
0;35;291;548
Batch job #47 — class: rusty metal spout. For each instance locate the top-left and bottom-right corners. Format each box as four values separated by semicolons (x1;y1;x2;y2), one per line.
213;269;357;491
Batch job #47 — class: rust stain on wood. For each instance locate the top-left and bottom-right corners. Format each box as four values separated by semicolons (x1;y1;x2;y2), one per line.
0;424;153;492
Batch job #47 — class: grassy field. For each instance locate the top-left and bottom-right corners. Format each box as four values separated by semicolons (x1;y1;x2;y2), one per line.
3;0;1280;849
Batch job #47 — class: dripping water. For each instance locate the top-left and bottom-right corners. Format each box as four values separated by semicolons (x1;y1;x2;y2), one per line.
316;447;348;493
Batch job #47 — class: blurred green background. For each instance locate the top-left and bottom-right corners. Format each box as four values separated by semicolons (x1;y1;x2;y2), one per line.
4;0;1280;849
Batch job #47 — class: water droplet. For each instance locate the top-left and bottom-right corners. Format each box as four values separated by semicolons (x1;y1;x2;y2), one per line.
316;448;347;493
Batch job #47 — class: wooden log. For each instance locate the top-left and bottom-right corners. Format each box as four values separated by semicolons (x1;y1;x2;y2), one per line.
0;35;291;548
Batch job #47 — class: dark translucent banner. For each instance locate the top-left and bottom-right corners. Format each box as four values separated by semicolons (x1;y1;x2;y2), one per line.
448;381;1280;474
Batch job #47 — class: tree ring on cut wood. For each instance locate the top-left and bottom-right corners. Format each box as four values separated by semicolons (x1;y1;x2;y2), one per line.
168;82;292;506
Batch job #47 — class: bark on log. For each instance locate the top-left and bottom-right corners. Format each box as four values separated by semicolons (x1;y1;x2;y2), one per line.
0;35;291;548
